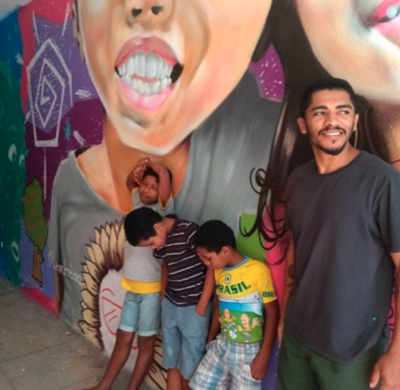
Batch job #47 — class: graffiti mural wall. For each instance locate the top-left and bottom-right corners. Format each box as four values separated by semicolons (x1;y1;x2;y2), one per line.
0;0;399;389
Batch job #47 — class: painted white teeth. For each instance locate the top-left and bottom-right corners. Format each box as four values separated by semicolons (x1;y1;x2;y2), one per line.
118;50;177;96
161;77;168;90
146;52;157;78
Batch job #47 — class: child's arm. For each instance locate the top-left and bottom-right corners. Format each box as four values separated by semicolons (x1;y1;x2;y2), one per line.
196;267;215;316
161;261;168;299
126;157;149;192
146;160;172;207
207;295;221;343
250;300;279;380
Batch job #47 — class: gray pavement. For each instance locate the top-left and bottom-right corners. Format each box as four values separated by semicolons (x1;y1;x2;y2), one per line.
0;276;152;390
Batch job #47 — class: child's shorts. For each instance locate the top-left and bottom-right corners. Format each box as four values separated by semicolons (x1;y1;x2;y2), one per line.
119;291;161;336
189;335;262;390
161;298;211;380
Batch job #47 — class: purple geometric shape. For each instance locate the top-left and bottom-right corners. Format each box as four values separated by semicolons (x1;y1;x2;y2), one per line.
249;44;285;102
27;38;72;146
34;14;98;103
35;70;57;128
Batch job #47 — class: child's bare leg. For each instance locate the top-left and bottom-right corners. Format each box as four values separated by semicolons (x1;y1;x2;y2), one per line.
182;378;191;390
167;368;183;390
86;329;135;390
126;335;156;390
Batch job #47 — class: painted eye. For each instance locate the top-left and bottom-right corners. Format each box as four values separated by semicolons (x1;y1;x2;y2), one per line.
19;154;25;166
8;144;17;163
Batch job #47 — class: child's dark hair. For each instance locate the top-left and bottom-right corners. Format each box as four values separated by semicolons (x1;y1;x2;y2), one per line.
143;167;173;184
124;208;162;246
194;220;236;253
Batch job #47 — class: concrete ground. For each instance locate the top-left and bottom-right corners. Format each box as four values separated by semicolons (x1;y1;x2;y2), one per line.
0;276;152;390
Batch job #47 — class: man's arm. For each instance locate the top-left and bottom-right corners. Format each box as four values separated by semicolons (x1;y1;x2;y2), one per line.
250;300;279;380
370;252;400;390
146;160;172;207
207;295;221;344
278;235;295;345
196;267;215;316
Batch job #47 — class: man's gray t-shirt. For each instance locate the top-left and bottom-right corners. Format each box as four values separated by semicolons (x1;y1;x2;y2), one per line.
285;151;400;363
122;189;174;283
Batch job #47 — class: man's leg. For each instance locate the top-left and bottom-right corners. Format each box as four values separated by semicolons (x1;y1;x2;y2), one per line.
311;327;390;390
277;328;320;390
86;329;135;390
126;335;156;390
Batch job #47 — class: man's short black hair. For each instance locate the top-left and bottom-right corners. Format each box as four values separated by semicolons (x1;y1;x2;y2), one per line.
193;220;236;253
124;207;162;246
142;167;173;184
300;77;358;118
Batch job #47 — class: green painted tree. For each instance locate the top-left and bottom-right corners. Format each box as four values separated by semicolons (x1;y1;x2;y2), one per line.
0;61;27;284
23;179;48;284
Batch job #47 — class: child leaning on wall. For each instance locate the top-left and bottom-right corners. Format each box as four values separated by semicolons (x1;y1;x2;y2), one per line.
86;158;174;390
123;207;215;390
190;220;279;390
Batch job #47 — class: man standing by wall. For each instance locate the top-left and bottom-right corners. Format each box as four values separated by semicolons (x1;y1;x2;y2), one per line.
278;78;400;390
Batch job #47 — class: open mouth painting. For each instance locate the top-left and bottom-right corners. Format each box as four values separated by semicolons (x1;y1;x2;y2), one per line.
115;36;184;112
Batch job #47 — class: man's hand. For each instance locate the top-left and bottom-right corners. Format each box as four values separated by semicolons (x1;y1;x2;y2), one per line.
369;351;400;389
195;302;207;317
250;351;269;381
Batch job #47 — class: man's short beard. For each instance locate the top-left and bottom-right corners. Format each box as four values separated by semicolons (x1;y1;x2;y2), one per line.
315;141;348;156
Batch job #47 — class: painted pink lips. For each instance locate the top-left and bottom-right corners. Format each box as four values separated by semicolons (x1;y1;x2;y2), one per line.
115;37;183;112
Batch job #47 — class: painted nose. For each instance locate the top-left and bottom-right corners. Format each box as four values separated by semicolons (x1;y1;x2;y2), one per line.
132;5;163;17
126;0;173;27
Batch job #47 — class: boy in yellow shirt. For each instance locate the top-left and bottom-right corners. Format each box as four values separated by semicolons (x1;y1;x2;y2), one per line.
190;220;279;390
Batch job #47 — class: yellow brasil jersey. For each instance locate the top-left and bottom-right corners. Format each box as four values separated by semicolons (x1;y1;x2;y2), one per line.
215;257;277;343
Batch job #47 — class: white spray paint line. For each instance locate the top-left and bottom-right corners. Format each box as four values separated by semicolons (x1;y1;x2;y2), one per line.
43;148;47;201
73;130;86;146
61;3;71;38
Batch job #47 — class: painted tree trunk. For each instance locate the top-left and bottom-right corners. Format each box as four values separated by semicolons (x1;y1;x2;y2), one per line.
32;246;43;284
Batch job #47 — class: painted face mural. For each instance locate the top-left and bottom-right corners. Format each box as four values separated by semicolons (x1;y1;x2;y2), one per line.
43;0;282;388
3;0;400;389
75;0;273;154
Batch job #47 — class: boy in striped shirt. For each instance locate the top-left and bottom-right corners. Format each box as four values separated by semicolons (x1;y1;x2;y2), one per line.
125;207;214;390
